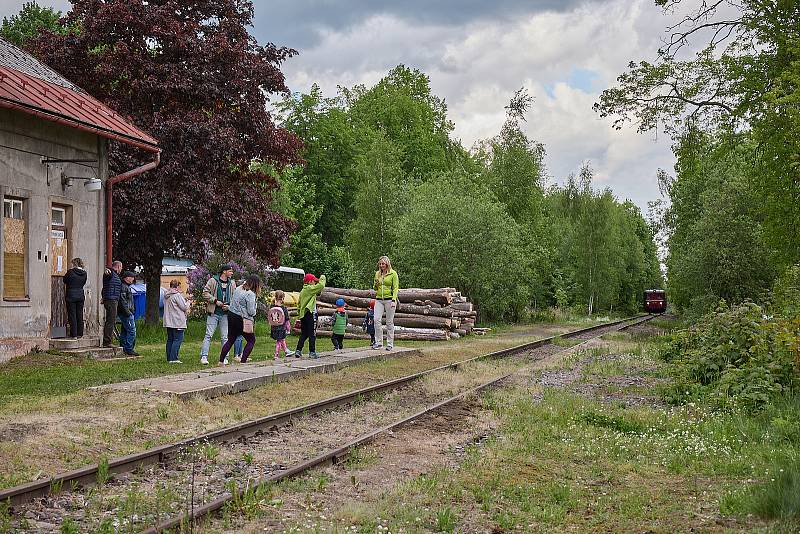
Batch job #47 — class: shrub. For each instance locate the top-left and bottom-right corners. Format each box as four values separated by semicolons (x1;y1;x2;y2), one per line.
661;300;800;411
394;173;534;322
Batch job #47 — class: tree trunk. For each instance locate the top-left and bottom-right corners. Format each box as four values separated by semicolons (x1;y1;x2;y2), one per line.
143;256;162;326
325;287;453;305
318;312;451;329
317;326;449;341
319;291;453;317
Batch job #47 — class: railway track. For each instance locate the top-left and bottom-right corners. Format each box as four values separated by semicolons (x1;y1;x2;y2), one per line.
3;315;652;532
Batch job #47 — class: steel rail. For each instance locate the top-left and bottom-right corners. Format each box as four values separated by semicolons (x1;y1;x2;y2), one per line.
0;315;652;508
139;315;653;533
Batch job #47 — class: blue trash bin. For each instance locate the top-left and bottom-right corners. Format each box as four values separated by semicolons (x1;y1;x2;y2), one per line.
130;283;147;321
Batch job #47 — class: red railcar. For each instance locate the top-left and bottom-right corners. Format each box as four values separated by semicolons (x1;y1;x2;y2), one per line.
644;289;667;313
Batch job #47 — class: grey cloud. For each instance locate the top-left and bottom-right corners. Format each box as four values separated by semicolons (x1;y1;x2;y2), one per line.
251;0;605;49
0;0;70;19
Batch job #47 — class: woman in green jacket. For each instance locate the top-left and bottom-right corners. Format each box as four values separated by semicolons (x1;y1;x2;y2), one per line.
373;255;399;350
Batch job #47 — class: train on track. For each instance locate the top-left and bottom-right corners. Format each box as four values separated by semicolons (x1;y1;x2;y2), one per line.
644;289;667;313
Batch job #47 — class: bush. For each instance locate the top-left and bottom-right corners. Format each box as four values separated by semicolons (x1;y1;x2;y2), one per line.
394;173;534;322
661;300;800;411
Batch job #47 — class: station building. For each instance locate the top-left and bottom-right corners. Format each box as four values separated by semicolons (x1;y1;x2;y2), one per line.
0;38;159;361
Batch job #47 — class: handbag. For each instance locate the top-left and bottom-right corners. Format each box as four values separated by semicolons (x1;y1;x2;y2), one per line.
292;319;301;333
243;318;254;334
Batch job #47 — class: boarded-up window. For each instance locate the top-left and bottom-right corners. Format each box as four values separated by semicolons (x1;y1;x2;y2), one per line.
3;198;27;300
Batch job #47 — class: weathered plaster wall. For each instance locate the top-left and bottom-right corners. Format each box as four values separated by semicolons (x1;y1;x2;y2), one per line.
0;107;108;361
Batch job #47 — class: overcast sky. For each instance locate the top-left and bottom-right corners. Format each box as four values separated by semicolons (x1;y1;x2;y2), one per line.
1;0;687;212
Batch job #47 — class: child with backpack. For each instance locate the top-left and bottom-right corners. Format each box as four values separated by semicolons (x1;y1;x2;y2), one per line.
331;298;348;350
269;290;292;360
362;299;376;346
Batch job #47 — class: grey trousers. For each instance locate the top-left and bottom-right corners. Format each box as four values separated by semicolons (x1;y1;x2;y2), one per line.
374;299;396;348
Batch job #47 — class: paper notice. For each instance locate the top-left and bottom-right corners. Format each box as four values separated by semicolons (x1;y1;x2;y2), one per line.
57;256;63;272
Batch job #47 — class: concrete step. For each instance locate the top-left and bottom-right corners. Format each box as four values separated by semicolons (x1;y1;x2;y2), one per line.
49;337;101;351
60;346;132;360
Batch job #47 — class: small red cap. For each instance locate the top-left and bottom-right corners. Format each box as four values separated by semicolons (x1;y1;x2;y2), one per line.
369;299;376;309
303;273;319;284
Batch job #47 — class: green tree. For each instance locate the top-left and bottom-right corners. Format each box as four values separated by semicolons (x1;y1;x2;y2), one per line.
346;132;410;284
595;0;800;270
276;86;363;245
268;164;358;288
660;131;778;313
475;88;546;225
345;65;459;181
394;173;532;321
1;1;66;47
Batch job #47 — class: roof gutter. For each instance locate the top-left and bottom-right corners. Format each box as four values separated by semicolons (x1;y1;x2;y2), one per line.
106;150;161;266
0;98;160;153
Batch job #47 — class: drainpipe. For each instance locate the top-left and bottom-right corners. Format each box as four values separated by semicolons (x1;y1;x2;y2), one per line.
105;150;161;266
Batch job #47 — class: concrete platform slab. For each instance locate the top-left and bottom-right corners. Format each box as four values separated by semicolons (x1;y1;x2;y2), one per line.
96;346;420;400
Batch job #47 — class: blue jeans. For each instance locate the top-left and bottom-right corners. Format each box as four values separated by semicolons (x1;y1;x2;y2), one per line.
234;335;243;357
200;313;228;358
118;314;136;353
166;328;185;362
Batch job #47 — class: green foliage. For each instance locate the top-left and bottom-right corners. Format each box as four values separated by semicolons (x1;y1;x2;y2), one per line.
661;300;799;412
772;264;800;319
346;65;456;181
749;461;800;520
434;506;457;533
275;68;661;314
660;131;778;315
597;2;800;305
275;87;363;246
548;165;662;315
0;1;68;47
346;132;411;284
263;164;359;288
394;173;532;321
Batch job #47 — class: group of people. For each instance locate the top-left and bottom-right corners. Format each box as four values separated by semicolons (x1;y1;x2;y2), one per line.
197;255;400;366
61;254;400;365
63;259;139;356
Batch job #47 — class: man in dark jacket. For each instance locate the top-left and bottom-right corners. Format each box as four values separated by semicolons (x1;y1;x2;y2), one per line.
118;271;139;356
101;260;123;346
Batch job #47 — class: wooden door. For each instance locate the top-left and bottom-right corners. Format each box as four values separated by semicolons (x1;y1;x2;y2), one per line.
50;206;69;338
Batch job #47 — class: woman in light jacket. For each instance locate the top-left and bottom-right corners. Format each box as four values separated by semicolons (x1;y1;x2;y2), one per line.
373;256;399;351
163;279;189;363
219;275;261;365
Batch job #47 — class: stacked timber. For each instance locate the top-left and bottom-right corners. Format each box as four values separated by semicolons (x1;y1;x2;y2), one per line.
284;286;478;342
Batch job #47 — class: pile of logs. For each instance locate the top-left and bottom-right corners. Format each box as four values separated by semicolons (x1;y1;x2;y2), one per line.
297;287;478;342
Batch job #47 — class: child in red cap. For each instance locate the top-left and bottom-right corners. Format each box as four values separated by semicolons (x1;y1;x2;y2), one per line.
292;273;326;358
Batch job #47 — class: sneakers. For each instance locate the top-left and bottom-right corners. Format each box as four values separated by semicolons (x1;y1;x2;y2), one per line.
371;344;383;350
294;351;302;359
233;355;242;363
222;358;229;366
309;352;320;359
200;356;209;365
385;346;394;351
168;360;183;364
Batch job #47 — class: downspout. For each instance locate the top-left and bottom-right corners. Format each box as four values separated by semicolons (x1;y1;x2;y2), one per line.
105;150;161;266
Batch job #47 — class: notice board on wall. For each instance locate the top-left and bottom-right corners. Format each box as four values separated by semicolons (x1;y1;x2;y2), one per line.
50;230;68;276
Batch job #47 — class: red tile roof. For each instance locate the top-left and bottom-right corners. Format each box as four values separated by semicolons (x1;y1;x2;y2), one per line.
0;39;158;152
